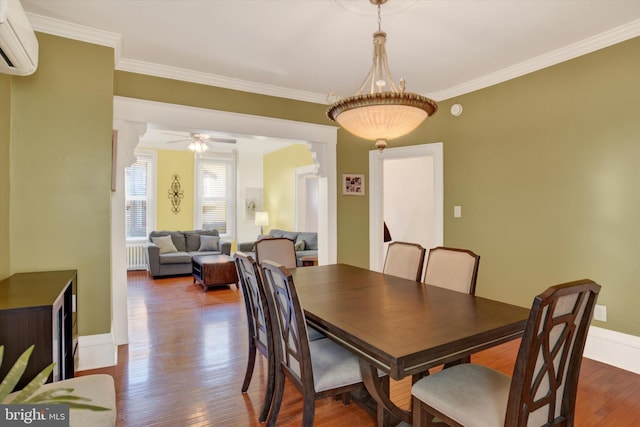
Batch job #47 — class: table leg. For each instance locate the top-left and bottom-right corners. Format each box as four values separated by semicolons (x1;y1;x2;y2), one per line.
358;360;411;427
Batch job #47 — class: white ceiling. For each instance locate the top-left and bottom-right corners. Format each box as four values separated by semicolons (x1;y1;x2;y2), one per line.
19;0;640;147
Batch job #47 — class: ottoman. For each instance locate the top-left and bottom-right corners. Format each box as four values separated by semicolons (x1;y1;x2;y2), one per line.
192;254;238;291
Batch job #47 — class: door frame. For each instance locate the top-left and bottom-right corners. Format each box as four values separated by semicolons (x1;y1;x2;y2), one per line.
369;143;444;271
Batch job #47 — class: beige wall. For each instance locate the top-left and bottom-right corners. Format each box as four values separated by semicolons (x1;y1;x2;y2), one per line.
0;74;10;279
8;34;114;335
263;144;314;231
156;150;194;230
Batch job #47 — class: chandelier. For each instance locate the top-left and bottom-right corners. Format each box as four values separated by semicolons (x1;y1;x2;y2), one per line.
326;0;437;151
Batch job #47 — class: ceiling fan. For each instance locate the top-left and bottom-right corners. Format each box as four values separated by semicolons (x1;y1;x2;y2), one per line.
163;132;236;153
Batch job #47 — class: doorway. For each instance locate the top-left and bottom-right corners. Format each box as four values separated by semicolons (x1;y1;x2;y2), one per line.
369;143;444;271
295;165;319;232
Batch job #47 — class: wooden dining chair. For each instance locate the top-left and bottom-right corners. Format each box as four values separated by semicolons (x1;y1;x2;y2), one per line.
423;246;480;295
260;260;388;427
255;237;297;269
411;279;601;427
234;252;275;423
383;241;427;281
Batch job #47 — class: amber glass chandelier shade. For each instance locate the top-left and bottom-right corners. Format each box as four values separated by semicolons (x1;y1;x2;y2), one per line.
327;92;437;141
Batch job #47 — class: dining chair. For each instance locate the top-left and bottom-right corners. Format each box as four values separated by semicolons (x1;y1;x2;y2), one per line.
411;279;601;427
234;252;275;423
255;237;297;269
383;241;427;281
423;246;480;295
260;260;388;427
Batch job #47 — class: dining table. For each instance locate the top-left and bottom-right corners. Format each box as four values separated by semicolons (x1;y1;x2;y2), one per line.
290;263;531;427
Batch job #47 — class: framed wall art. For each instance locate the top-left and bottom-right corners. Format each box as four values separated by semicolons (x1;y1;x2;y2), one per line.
342;174;365;196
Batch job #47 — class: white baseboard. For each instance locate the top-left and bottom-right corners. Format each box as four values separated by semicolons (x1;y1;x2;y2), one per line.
77;334;118;372
584;326;640;374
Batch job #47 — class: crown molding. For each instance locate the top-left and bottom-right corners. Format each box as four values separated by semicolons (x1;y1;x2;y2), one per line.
26;12;122;63
429;18;640;101
25;13;640;105
115;58;328;104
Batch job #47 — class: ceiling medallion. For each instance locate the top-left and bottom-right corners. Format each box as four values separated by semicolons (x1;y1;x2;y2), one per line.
326;0;437;151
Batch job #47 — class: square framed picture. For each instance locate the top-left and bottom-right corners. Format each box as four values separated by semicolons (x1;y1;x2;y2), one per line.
342;174;365;196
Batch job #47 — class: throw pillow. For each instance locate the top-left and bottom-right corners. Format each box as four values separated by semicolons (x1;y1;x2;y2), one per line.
152;235;178;254
294;240;305;251
199;235;220;251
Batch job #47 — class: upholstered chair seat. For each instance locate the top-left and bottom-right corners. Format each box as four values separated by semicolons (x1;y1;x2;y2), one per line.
411;280;601;427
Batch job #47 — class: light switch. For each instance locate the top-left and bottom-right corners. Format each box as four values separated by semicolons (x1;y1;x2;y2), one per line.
454;205;462;218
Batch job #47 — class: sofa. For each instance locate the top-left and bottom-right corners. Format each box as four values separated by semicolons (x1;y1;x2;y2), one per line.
145;229;231;278
237;228;318;267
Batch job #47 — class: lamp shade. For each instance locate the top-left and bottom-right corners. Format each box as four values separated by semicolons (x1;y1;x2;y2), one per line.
254;211;269;227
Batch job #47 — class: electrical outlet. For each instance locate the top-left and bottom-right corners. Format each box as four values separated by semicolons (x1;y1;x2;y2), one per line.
594;304;607;322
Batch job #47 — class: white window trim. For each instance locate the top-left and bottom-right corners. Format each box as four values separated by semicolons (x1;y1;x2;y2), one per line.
194;151;237;240
125;149;157;242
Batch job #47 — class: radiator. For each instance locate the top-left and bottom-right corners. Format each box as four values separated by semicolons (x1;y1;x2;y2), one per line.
126;242;147;271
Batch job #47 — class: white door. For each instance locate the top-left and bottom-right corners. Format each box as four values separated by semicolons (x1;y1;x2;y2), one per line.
369;143;444;271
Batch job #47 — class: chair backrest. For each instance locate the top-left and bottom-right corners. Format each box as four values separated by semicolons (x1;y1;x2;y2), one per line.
505;279;600;426
383;241;427;281
255;237;297;269
260;260;312;391
423;246;480;294
234;252;272;357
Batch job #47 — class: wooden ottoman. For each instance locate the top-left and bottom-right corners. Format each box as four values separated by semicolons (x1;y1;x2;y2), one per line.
192;254;238;291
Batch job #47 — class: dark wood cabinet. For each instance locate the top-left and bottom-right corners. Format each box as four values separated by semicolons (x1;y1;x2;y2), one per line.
0;270;77;391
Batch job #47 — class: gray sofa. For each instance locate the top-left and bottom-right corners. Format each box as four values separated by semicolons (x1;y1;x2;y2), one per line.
145;229;231;278
237;228;318;267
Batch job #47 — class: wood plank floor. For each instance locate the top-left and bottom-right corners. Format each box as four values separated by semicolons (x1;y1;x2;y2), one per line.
80;271;640;426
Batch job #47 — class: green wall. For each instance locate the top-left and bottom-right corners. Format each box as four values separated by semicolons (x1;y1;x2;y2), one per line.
9;34;114;335
263;144;314;231
4;31;636;341
0;74;10;279
336;37;640;336
156;150;194;230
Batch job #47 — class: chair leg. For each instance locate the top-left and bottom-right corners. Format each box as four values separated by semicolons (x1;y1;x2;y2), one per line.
412;396;428;427
301;393;316;427
266;367;285;427
241;342;257;393
259;352;276;422
341;391;351;406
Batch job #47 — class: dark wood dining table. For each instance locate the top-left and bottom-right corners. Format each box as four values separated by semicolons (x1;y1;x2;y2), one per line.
290;263;530;426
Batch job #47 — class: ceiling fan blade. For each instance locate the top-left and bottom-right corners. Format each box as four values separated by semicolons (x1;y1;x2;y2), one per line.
165;139;190;144
208;137;236;144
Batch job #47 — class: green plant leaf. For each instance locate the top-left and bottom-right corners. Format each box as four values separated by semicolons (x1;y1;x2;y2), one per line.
10;362;55;404
0;345;34;402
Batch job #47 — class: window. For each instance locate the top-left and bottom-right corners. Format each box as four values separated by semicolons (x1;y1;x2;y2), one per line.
195;153;236;237
125;152;155;240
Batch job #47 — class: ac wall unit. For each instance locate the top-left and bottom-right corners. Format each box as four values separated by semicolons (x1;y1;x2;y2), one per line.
0;0;38;76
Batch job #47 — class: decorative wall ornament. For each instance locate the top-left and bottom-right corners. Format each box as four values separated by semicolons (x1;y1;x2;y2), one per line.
168;174;184;214
244;187;263;221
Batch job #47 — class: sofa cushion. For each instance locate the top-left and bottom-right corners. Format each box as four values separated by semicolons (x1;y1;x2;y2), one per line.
297;232;318;250
199;235;219;251
268;229;299;241
159;252;191;264
150;231;186;252
184;229;220;251
295;240;305;251
152;235;178;254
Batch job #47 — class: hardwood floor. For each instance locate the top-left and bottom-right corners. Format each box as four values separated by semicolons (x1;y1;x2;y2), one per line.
80;271;640;426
